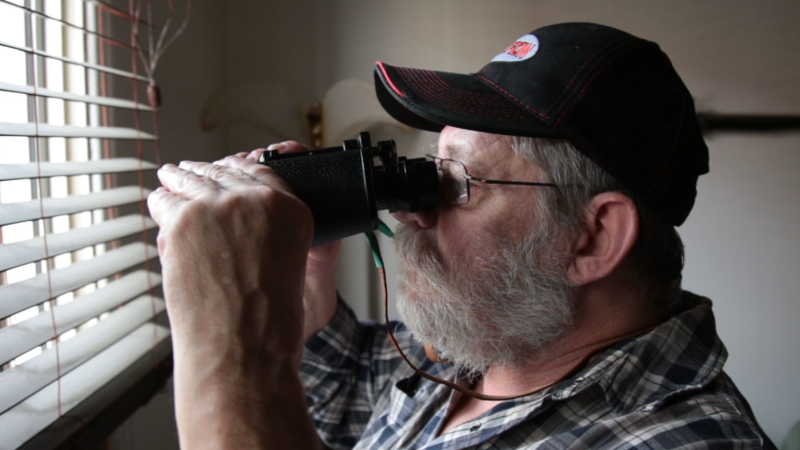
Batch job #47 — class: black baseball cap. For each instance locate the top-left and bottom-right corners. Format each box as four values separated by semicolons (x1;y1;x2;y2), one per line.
374;22;709;226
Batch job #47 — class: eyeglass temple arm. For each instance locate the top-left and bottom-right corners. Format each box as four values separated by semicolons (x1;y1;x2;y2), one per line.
426;155;559;188
466;174;558;187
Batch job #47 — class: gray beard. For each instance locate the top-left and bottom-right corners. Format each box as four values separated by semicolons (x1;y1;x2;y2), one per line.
394;222;575;379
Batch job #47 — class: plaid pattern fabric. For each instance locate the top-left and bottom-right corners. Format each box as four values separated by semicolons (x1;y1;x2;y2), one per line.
300;292;775;449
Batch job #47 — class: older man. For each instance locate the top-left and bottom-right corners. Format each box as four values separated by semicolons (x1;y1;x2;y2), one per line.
148;23;774;449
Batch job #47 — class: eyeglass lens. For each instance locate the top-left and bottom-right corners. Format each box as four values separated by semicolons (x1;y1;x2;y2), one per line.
440;159;469;206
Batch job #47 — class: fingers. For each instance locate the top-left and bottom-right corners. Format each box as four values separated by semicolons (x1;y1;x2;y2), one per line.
157;164;224;199
244;141;309;162
159;139;309;202
212;156;291;190
270;141;309;153
180;160;283;195
147;187;186;228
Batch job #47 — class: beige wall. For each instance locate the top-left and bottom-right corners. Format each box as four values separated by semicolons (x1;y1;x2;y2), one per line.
111;1;800;448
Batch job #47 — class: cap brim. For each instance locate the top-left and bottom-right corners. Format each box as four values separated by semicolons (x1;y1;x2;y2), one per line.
374;62;563;138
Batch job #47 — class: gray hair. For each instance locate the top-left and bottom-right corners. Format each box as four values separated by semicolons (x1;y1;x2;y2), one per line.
511;137;684;309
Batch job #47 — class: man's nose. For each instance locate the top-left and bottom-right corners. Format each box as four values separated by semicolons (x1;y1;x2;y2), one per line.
392;207;438;229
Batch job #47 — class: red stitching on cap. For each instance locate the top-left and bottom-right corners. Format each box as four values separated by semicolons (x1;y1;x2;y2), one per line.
553;40;646;127
397;68;541;121
546;36;633;114
376;62;406;98
416;69;497;106
412;70;495;107
473;74;551;121
408;70;507;113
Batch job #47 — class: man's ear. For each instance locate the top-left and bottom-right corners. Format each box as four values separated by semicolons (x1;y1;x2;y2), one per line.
567;192;639;286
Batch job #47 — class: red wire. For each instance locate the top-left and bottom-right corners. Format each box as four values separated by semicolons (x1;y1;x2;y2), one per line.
96;2;151;25
128;0;161;364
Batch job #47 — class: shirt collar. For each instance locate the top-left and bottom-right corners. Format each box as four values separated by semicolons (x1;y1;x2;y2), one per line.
393;291;727;416
548;291;727;412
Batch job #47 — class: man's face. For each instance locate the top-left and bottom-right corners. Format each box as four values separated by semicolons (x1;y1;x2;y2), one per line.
393;127;576;377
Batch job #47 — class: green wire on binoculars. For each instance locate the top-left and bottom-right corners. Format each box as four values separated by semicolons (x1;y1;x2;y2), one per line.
378;219;394;238
365;231;384;269
365;219;393;268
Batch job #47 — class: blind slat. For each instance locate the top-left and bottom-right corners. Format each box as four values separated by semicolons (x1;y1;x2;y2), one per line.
0;122;156;139
0;215;157;272
0;158;158;181
0;186;152;227
0;1;138;54
0;81;154;111
0;295;166;416
0;242;158;320
0;322;170;450
0;270;162;366
0;41;150;82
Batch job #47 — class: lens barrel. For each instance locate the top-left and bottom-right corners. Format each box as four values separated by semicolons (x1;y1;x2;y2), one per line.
260;132;439;246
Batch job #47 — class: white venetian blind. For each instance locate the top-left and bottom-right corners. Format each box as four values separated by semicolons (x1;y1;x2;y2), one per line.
0;0;170;449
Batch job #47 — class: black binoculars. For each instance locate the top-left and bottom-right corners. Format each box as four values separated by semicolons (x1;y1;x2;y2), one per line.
259;132;440;246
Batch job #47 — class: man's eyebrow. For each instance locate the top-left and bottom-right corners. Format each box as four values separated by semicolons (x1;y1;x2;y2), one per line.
444;144;487;175
443;144;465;159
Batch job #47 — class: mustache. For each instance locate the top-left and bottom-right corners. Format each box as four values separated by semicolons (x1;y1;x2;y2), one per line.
393;224;455;296
394;224;438;266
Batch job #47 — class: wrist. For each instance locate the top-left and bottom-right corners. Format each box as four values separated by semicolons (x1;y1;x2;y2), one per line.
174;358;318;450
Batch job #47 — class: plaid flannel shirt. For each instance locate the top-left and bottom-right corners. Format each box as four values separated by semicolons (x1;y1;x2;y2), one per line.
300;292;775;449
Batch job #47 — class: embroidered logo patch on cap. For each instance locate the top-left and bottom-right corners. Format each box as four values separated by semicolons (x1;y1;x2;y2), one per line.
491;34;539;62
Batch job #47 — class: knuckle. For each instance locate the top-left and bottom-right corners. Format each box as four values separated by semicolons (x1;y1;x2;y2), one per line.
283;141;309;153
211;191;262;224
156;231;170;253
175;172;194;190
146;189;160;207
247;149;268;160
255;185;310;217
257;187;314;238
181;195;210;216
252;185;282;208
202;163;223;178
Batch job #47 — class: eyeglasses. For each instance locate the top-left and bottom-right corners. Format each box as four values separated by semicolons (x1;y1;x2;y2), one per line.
426;155;558;206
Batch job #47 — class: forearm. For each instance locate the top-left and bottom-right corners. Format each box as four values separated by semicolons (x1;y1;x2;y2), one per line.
164;265;317;449
173;349;320;450
149;156;319;449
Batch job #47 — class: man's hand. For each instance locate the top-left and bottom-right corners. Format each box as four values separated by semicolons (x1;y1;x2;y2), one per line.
148;155;321;449
242;142;341;341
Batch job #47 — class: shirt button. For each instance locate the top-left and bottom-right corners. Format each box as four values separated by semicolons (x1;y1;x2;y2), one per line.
470;424;481;432
571;377;585;387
